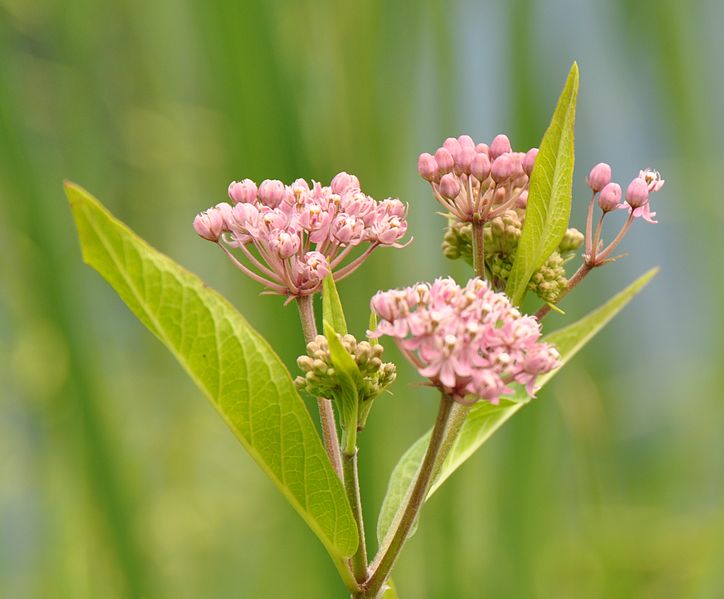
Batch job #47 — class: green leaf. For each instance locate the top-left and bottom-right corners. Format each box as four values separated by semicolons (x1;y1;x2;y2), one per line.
323;320;361;438
323;274;348;335
506;62;579;306
377;267;658;543
65;182;359;576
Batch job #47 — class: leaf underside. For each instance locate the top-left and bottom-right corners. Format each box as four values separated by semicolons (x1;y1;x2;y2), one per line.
65;182;358;567
377;267;658;543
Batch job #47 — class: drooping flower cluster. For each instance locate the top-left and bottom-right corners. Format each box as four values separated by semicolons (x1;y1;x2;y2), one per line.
584;163;665;265
417;134;536;222
194;173;408;298
369;278;560;403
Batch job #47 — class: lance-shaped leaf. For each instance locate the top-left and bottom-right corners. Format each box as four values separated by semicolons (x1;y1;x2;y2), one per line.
377;267;658;542
323;274;348;335
506;63;579;306
65;182;359;581
323;320;362;440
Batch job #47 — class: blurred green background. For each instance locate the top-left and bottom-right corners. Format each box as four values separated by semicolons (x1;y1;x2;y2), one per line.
1;0;723;597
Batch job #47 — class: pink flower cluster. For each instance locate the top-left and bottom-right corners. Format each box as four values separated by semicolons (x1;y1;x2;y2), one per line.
417;134;537;222
194;173;408;298
586;163;665;224
369;278;559;402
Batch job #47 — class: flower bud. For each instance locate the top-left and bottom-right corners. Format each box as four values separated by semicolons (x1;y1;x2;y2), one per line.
193;208;225;241
470;152;491;181
330;172;360;194
443;136;462;161
228;179;258;204
598;182;622;212
270;230;300;258
439;173;461;199
586;162;612;192
490;134;512;159
523;148;538;176
457;134;475;150
491;153;514;183
258;179;286;208
625;177;649;209
434;147;454;173
475;143;489;154
417;152;438;181
456;146;476;175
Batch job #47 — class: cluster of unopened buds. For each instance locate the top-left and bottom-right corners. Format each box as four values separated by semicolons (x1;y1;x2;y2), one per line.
583;164;665;266
370;278;560;402
295;334;397;429
417;133;535;222
194;172;408;299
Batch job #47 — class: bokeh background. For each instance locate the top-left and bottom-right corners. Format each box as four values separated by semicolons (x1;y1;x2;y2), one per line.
1;0;723;597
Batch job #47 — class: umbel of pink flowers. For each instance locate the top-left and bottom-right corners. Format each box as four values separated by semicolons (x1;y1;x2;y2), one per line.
194;172;408;299
584;163;665;266
370;277;560;403
417;133;536;223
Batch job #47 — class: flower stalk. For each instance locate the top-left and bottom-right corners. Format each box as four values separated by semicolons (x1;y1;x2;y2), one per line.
364;394;455;598
296;295;344;481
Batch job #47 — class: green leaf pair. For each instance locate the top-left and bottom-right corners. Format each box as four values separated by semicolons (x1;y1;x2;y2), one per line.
65;183;359;586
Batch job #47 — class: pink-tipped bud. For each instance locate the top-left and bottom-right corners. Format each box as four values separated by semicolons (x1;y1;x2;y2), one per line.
475;143;490;154
443;137;462;161
491;153;514;183
228;179;257;204
193;209;225;242
586;163;612;192
523;148;538;176
439;173;461;199
470;152;491;181
457;135;476;150
490;134;512;159
625;177;649;208
258;179;287;208
330;172;360;194
417;152;438;181
434;147;455;173
597;182;622;212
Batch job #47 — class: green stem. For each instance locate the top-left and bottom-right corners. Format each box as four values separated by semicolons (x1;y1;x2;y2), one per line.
343;448;368;584
429;401;472;487
472;218;486;279
296;295;344;481
364;395;455;598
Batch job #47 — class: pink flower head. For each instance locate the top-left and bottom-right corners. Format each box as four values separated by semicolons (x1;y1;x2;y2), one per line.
369;278;559;403
194;174;409;298
419;133;534;223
